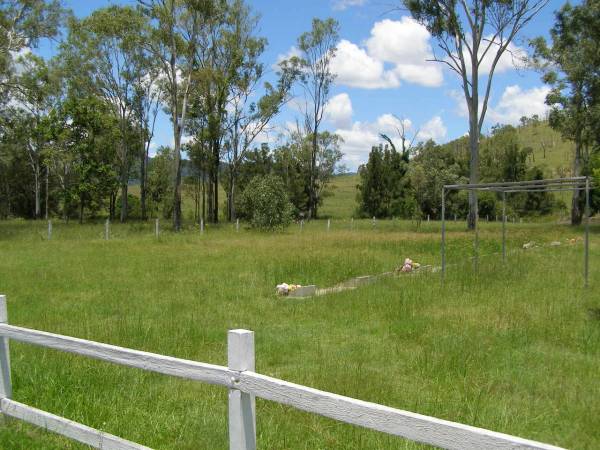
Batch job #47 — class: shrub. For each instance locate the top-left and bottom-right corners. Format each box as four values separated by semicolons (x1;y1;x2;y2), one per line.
238;175;294;230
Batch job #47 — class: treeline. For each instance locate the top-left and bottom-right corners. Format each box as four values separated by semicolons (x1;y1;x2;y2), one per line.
357;122;598;220
0;1;342;228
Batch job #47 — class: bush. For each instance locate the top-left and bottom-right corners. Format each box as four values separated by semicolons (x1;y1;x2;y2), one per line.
117;193;141;219
238;175;294;230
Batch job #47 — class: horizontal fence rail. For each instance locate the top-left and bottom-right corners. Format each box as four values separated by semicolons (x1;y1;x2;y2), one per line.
0;399;150;450
0;295;565;450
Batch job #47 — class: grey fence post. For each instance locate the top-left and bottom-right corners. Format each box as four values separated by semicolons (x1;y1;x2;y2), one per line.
228;330;256;450
236;219;240;232
327;219;331;232
155;219;159;238
200;218;205;235
47;220;52;240
0;295;12;405
372;217;376;229
300;220;304;232
105;219;110;240
350;217;354;230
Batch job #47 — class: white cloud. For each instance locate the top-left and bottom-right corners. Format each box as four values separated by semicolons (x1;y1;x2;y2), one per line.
325;93;354;129
331;40;400;89
329;17;443;89
416;116;447;141
334;114;443;170
365;18;443;87
332;0;366;10
487;85;550;126
460;37;528;75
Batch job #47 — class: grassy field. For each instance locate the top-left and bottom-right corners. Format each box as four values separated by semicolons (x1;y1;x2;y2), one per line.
0;218;598;449
320;174;360;219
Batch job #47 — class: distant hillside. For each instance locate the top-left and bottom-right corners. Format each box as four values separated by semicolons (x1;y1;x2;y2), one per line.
441;120;575;178
320;173;360;219
321;120;576;219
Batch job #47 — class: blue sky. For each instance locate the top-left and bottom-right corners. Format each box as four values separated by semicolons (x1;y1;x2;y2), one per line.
36;0;568;170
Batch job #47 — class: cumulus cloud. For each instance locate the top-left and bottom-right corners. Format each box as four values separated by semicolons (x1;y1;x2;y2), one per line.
458;37;528;76
325;93;354;129
332;0;366;10
334;114;445;170
416;116;447;142
329;17;442;89
487;85;550;126
331;40;400;89
365;18;443;87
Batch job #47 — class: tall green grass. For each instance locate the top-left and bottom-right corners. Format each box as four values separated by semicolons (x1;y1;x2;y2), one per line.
0;219;598;449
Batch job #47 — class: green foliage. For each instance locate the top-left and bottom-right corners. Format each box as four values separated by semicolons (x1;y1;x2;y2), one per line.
409;140;468;219
357;143;411;218
147;146;174;219
238;175;293;230
117;193;141;219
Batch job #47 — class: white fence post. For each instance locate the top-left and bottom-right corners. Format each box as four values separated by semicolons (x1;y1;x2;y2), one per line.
155;219;159;238
327;219;330;232
228;330;256;450
236;219;240;232
300;220;304;232
0;295;12;405
47;220;52;240
200;218;205;235
105;219;110;240
372;217;376;229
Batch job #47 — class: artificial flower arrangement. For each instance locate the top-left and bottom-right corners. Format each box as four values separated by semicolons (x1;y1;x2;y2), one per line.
396;258;421;273
276;283;302;296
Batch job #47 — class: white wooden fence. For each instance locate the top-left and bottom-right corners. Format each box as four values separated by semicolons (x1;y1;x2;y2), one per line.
0;295;564;450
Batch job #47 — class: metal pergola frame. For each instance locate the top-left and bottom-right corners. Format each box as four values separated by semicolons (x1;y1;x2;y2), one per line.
441;176;593;287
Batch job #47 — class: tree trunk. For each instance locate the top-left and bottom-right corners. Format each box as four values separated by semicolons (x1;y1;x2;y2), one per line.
467;117;479;230
208;171;214;222
571;139;583;225
202;174;206;224
34;164;41;219
120;152;129;223
230;169;237;221
173;134;182;231
212;139;219;223
45;165;49;220
79;195;84;224
140;137;148;221
309;130;318;219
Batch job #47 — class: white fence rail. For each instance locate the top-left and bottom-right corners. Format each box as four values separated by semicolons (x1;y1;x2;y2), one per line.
0;295;564;450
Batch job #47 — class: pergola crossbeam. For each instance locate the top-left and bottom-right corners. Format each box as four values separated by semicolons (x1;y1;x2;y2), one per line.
440;177;592;288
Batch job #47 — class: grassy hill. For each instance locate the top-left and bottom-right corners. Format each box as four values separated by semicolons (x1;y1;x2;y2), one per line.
516;121;574;177
320;173;360;219
320;121;576;220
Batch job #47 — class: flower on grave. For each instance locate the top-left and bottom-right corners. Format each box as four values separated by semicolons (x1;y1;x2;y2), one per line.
276;283;302;296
